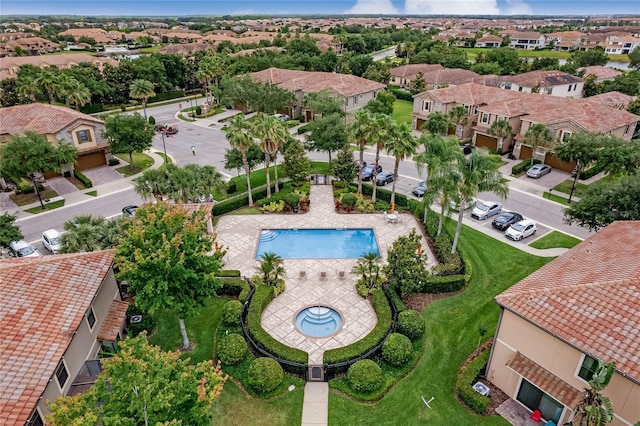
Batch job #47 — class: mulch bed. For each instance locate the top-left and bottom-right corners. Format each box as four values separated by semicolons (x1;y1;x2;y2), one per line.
402;288;465;312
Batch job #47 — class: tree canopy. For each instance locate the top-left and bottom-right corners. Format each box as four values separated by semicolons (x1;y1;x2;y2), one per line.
283;138;311;185
304;113;348;163
60;215;122;253
0;213;23;250
103;112;155;169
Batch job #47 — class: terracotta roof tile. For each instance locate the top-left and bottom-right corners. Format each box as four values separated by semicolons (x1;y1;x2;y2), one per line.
502;70;584;88
97;300;128;342
0;103;104;136
577;66;622;81
0;251;115;422
390;64;443;79
496;221;640;383
506;352;583;406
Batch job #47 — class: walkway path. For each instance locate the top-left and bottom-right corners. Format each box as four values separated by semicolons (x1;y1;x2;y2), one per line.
301;382;328;426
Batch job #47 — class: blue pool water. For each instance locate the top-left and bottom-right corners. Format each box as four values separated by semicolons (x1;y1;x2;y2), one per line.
295;306;343;338
256;228;379;259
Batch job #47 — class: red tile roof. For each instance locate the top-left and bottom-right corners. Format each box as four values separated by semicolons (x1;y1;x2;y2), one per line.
502;70;584;88
390;63;443;79
582;91;636;109
421;68;480;86
0;251;115;424
251;67;386;97
496;221;640;384
0;103;104;136
97;300;129;342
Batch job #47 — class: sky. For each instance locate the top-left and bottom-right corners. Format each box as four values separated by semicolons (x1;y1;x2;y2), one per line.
2;0;638;17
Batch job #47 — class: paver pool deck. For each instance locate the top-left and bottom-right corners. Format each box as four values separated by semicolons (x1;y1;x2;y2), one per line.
215;185;437;364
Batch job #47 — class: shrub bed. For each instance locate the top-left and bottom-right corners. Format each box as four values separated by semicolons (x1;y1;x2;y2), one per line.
348;360;384;393
456;346;491;414
381;333;413;367
213;183;282;215
511;158;540;175
388;86;413;102
361;184;408;207
74;170;93;188
246;285;308;364
396;310;425;342
419;274;467;293
218;269;241;277
148;90;186;103
323;290;391;364
217;333;248;365
218;278;250;301
222;300;243;326
248;357;284;394
577;163;604;180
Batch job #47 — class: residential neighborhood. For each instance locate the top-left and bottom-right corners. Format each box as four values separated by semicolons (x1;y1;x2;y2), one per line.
1;6;639;426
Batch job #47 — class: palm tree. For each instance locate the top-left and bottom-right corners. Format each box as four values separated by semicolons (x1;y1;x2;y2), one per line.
451;151;509;253
16;75;38;102
257;252;286;286
523;123;555;163
250;114;283;198
404;41;416;63
369;113;395;203
572;361;616;426
385;121;419;204
270;126;289;194
347;109;375;194
134;168;170;201
129;79;156;119
225;114;255;206
67;79;91;111
59;215;122;253
487;119;513;152
351;252;382;288
448;106;469;140
34;68;59;104
421;112;452;136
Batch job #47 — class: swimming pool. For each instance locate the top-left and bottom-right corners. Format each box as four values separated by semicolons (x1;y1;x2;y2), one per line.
295;306;343;338
256;228;379;259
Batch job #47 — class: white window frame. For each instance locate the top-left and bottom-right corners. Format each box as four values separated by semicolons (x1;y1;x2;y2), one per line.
86;306;96;330
55;359;69;391
561;131;572;142
624;124;630;135
422;100;430;112
481;112;489;124
575;354;599;383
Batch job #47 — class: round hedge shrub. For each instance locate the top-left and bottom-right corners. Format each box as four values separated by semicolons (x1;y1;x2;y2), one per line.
248;357;284;394
382;333;413;367
222;300;243;326
284;192;300;208
217;333;247;365
341;193;357;208
396;310;425;341
347;359;383;393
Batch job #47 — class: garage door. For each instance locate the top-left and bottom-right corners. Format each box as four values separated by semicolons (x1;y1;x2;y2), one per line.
416;118;425;131
475;134;497;150
76;152;106;170
519;145;532;160
544;153;575;172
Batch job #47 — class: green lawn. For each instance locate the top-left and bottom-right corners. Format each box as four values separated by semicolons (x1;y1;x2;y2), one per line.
85;190;98;197
529;231;582;250
328;221;553;425
10;188;59;206
551;179;589;199
543;191;570;205
25;199;65;213
392;99;413;125
114;152;155;177
139;45;165;53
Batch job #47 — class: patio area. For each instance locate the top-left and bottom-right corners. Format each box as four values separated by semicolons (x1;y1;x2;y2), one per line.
214;185;437;364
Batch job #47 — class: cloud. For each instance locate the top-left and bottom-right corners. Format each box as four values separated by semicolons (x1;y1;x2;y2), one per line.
504;0;533;14
344;0;399;14
404;0;501;15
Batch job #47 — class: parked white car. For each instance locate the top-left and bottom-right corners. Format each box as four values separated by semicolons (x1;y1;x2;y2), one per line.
505;219;537;241
471;201;502;220
42;229;62;254
9;240;41;258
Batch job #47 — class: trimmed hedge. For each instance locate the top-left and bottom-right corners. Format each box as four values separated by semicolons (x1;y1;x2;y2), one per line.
456;347;491;414
248;357;284;394
80;103;104;114
218;278;250;302
420;274;466;293
389;86;414;102
396;310;425;342
381;333;413;367
578;163;604;180
361;184;408;207
148;90;186;103
347;360;384;393
74;170;93;188
219;269;241;277
217;333;248;365
222;300;243;326
511;158;540;175
247;285;308;364
213;183;282;215
323;289;392;364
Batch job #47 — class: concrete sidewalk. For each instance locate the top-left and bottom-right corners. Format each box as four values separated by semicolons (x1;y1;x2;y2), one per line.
301;382;328;426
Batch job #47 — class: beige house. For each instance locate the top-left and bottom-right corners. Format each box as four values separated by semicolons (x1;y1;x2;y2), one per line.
0;103;111;171
475;34;503;48
0;251;128;425
250;67;386;120
0;53;118;81
508;31;547;50
488;221;640;426
412;83;640;170
389;64;443;89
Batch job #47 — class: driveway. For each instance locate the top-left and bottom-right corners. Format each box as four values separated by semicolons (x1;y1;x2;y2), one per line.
80;165;125;187
517;168;572;191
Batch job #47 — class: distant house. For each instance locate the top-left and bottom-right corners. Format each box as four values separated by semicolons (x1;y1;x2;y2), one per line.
584;91;637;110
605;35;640;55
0;103;111;172
578;65;623;82
488;221;640;426
250;67;386;120
500;70;584;98
157;42;212;57
475;34;503;48
0;53;118;81
389;63;443;89
545;30;584;51
508;31;547;50
0;251;128;425
419;67;481;90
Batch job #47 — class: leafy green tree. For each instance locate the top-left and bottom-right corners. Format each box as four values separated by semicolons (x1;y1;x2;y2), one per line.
251;113;288;197
569;48;610;68
487;119;513;152
421;111;451;136
385;122;419;204
451;152;508;253
303;89;345;117
409;71;426;95
59;215;122;253
364;90;395;115
256;252;286;286
553;131;603;203
224;144;264;177
627;98;640;116
0;213;23;250
484;47;519;75
597;134;640;176
225;114;257;205
571;361;616;426
115;202;224;349
448;106;469;140
471;62;503;75
129;79;155;119
0;131;77;188
103;113;155;170
305;113;347;163
523;123;555;161
564;173;640;231
629;46;640;70
283;138;311;186
254;83;295;115
331;144;358;184
47;334;227;426
383;229;429;297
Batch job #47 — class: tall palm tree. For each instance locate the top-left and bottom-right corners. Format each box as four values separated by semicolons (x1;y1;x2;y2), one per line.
523;123;555;162
134;168;170;202
270;125;289;194
129;79;156;119
448;106;469;140
67;79;91;111
421;112;452;136
404;41;416;63
251;114;284;198
34;68;59;104
347;109;375;194
16;75;38;102
369;113;395;203
385;121;419;204
487;119;513;152
257;252;286;286
451;151;509;253
225;114;256;206
59;215;122;253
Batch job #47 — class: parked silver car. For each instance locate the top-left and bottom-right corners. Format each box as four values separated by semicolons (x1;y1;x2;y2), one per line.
471;201;502;220
9;240;41;258
505;219;537;241
526;164;552;179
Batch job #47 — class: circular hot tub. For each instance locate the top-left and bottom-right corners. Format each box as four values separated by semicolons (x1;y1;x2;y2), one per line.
295;306;342;338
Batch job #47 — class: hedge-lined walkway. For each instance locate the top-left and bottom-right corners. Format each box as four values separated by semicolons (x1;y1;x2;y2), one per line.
214;185;437;364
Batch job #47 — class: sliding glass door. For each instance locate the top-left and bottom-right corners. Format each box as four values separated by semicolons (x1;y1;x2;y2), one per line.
516;379;564;424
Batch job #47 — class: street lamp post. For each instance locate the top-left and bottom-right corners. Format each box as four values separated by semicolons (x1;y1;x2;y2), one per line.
29;173;45;210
